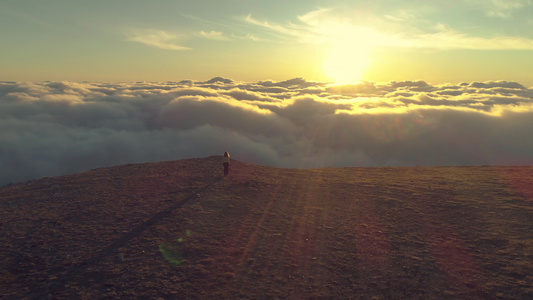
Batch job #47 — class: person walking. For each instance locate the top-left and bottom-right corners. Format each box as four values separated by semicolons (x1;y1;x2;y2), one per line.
222;152;230;176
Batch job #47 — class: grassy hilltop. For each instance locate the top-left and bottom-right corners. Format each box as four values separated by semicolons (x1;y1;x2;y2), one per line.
1;157;532;299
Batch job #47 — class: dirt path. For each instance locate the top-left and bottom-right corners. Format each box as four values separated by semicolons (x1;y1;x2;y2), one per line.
1;158;532;299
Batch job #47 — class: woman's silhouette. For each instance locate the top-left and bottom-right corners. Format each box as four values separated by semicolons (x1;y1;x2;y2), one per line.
222;152;230;176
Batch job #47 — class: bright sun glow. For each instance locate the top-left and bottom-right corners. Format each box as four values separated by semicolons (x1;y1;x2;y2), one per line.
323;40;372;84
312;20;384;84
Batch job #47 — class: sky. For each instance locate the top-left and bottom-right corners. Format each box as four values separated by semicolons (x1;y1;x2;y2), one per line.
2;0;533;84
2;1;533;185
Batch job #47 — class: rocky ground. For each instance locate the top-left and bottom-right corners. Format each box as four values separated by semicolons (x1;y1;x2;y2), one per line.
1;156;532;299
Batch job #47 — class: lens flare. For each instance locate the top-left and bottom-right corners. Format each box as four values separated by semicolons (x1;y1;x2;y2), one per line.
158;244;182;265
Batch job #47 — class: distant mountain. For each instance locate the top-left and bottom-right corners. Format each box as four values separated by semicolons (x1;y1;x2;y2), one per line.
1;157;532;299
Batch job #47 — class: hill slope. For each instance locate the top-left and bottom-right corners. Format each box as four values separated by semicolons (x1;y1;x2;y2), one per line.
1;157;532;299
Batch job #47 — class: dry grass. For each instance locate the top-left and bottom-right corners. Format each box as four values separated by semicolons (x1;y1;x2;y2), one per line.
1;157;532;299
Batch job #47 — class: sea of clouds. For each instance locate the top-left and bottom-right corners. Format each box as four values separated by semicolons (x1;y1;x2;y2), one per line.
2;77;533;185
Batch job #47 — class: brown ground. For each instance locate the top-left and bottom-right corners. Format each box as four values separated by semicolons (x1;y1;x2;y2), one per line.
1;156;532;299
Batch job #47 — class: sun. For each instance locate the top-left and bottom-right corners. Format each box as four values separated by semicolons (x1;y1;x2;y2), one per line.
322;40;371;84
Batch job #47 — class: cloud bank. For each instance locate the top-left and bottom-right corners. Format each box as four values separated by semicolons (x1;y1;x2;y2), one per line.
2;78;533;185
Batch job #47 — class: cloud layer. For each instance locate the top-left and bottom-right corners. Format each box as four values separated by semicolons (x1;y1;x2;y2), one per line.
2;78;533;185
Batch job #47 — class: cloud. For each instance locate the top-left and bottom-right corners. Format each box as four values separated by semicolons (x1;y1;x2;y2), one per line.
409;27;533;50
244;14;303;38
2;78;533;185
127;29;191;50
244;7;533;51
196;30;230;40
468;0;532;18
